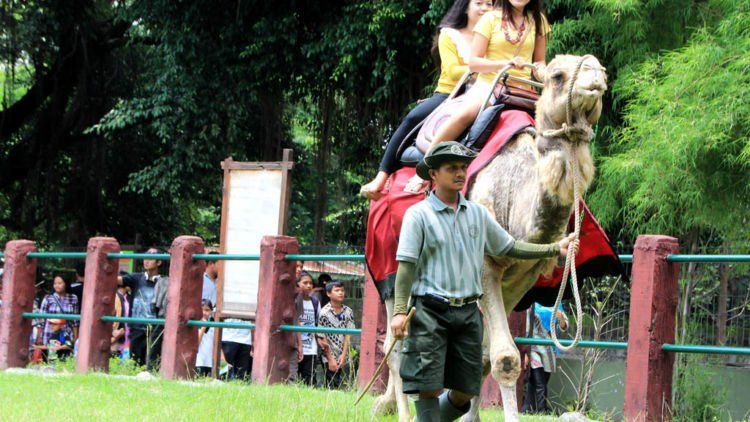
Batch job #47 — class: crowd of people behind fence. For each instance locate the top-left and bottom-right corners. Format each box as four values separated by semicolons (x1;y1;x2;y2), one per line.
1;247;565;407
0;249;357;390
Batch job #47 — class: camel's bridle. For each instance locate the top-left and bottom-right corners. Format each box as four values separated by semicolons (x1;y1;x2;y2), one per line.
544;54;599;352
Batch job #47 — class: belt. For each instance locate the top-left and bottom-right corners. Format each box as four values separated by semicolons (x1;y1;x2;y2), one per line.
418;293;482;308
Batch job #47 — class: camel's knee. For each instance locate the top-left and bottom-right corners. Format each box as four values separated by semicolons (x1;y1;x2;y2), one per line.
491;350;521;385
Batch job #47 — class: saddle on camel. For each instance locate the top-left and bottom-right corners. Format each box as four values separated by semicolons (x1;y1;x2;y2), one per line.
366;64;623;311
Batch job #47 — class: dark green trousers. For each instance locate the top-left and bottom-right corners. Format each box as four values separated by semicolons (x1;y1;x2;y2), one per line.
400;297;484;395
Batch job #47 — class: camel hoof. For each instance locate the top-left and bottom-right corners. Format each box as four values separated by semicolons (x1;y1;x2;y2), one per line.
371;394;397;416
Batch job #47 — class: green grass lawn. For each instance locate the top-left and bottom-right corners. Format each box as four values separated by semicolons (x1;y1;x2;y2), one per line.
0;370;557;421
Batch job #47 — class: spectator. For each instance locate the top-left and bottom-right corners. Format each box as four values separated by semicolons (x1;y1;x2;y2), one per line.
111;285;131;360
196;299;215;377
28;281;46;357
295;260;304;279
118;248;166;367
150;264;172;369
295;271;323;386
69;262;86;304
36;275;79;351
33;318;74;363
202;251;219;306
522;302;568;414
317;281;355;389
312;273;332;307
221;318;253;381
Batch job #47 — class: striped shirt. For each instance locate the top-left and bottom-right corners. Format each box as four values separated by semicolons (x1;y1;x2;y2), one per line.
40;293;79;345
396;192;515;299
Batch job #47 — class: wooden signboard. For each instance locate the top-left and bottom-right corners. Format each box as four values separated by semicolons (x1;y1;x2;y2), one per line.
215;150;293;318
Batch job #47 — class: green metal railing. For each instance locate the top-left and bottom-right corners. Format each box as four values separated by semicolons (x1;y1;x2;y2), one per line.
279;325;361;335
285;254;365;262
662;343;750;355
514;337;750;355
187;320;255;329
17;315;750;353
27;252;87;259
666;254;750;263
22;312;81;321
18;312;362;335
107;253;170;260
7;251;750;264
100;316;166;325
192;254;260;261
515;337;628;350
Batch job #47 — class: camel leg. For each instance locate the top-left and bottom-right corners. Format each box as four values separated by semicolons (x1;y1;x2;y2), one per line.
460;349;491;422
480;261;521;422
372;298;410;422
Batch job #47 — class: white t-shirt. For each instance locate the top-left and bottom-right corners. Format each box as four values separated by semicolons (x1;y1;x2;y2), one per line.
222;318;252;345
196;327;214;368
299;299;319;356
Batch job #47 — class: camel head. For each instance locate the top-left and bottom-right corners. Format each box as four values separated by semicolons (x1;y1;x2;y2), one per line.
538;54;607;128
534;55;607;205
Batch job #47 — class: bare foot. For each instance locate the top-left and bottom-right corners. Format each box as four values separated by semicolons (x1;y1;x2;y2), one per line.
360;172;388;200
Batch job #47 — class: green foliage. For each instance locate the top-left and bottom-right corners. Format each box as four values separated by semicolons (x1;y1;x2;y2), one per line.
672;336;729;421
589;1;750;239
1;0;749;249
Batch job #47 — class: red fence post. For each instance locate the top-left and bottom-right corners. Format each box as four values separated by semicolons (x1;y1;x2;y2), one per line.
356;272;389;393
251;235;298;384
0;240;37;370
161;236;205;380
76;237;121;373
624;235;680;421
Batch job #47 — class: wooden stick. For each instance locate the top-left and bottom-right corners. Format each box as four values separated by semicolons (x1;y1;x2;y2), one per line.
355;307;415;406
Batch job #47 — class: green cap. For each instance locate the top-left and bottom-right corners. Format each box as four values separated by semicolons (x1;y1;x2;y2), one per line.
416;141;478;180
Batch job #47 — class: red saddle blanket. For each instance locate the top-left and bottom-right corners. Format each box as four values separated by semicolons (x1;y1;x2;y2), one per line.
365;110;623;310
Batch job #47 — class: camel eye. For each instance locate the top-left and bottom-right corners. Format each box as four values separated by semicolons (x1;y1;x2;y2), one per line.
550;71;564;82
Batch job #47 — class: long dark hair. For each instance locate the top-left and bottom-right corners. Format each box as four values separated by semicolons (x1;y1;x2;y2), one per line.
431;0;473;68
497;0;545;37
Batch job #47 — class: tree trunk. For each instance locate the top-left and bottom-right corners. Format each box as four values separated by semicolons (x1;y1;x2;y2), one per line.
312;93;334;246
679;230;699;343
259;92;285;161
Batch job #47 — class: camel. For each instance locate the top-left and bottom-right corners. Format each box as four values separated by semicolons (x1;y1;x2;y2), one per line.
372;54;608;422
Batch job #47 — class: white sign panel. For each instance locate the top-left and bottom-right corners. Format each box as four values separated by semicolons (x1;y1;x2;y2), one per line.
218;153;292;318
222;170;282;315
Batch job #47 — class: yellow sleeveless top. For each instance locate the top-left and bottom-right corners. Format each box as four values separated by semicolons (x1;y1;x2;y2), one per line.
473;10;551;85
435;28;471;94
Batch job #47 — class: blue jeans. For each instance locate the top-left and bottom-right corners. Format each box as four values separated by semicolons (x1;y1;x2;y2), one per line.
378;92;448;174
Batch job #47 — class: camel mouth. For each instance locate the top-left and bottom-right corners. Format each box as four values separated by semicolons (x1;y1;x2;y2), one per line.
575;87;604;100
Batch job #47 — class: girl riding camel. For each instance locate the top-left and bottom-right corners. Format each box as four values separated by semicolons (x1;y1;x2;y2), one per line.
361;0;493;200
426;0;550;152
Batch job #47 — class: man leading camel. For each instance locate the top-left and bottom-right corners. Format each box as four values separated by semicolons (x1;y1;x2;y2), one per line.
391;141;577;421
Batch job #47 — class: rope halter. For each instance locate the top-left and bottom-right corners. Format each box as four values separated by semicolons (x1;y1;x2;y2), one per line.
545;54;600;351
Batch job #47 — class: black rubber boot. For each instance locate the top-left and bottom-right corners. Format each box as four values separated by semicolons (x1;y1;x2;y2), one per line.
415;397;440;422
439;391;470;422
